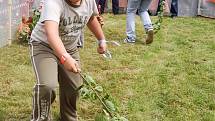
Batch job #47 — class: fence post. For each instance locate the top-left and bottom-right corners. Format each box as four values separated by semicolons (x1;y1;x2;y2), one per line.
8;0;12;45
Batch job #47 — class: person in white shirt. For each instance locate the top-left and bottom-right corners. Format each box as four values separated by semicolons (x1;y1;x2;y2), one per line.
29;0;107;120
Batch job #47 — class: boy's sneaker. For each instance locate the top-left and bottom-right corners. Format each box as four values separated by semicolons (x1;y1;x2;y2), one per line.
145;29;153;44
124;37;135;43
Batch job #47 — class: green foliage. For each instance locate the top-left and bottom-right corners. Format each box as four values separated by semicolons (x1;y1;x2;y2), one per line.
111;116;128;121
17;27;30;43
104;100;116;112
29;9;41;32
153;0;164;34
16;9;41;43
80;73;128;121
95;114;108;121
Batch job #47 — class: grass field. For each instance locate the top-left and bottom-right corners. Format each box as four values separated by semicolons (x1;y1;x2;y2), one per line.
0;14;215;121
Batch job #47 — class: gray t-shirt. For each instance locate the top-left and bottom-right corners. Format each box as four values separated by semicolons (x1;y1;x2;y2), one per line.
31;0;98;50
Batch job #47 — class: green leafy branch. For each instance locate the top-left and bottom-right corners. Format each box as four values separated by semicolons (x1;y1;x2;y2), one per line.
79;73;128;121
29;9;41;32
17;9;41;43
17;27;31;43
153;0;164;34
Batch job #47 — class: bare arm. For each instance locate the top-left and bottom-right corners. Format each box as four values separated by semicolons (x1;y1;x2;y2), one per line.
44;20;80;72
87;16;107;54
87;16;105;40
44;20;67;58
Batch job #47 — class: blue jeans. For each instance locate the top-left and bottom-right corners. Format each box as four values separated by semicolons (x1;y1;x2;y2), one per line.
170;0;178;17
112;0;119;14
126;0;153;40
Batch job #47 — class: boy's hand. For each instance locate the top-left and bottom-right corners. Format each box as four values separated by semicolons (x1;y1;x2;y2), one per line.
97;40;107;54
96;15;104;27
62;54;81;73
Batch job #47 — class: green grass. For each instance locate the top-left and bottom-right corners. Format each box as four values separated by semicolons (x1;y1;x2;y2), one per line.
0;14;215;121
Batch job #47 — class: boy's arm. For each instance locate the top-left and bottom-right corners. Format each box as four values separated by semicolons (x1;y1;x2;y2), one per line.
44;20;80;73
87;16;107;54
44;20;67;58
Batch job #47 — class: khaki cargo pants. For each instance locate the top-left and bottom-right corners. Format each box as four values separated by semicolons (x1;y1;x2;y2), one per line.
29;41;83;121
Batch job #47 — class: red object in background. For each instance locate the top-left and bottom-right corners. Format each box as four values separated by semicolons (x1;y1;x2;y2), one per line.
119;0;127;7
18;16;31;33
207;0;215;3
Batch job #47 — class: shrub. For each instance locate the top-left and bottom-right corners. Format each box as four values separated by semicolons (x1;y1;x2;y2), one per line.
16;9;40;43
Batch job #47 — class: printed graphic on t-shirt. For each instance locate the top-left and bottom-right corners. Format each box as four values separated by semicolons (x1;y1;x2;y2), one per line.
60;15;89;45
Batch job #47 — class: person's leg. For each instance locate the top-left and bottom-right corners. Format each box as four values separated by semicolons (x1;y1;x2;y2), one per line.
139;0;153;44
58;49;83;121
139;0;153;32
99;0;107;14
29;41;58;121
170;0;178;17
95;0;99;5
112;0;119;14
125;0;140;43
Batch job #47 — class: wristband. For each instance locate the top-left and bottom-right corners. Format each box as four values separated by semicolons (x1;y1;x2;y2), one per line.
60;53;70;64
60;55;66;64
97;39;106;46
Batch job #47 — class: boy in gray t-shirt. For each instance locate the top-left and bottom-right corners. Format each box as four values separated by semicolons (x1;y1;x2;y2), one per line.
29;0;107;120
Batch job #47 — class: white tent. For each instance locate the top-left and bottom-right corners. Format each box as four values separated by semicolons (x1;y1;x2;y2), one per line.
198;0;215;18
178;0;215;18
178;0;199;16
149;0;215;18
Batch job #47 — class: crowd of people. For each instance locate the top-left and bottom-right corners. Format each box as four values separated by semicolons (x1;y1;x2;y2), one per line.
96;0;119;14
95;0;178;17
